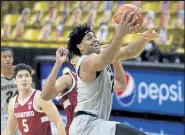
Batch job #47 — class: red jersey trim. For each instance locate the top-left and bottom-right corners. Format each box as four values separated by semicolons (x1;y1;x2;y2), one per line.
33;91;44;113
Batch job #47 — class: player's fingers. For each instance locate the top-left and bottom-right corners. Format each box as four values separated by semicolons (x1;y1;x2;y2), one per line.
120;12;126;24
137;33;145;36
124;12;134;25
127;16;138;27
129;24;140;31
134;24;141;33
147;28;152;33
154;35;163;38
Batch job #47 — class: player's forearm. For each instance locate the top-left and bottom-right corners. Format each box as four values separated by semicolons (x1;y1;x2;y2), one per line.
116;37;149;60
2;129;14;135
112;61;127;91
100;33;123;64
41;62;62;100
56;120;66;135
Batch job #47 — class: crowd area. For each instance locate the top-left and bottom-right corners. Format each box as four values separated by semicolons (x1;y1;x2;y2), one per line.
1;1;184;63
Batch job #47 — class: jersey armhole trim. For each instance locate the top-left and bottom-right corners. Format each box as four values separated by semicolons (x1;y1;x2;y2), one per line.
33;91;44;113
11;96;17;113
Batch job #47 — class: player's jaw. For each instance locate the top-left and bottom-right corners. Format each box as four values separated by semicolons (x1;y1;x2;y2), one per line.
18;81;32;91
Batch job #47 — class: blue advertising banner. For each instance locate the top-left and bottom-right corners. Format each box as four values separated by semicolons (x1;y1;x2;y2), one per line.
59;111;184;135
111;116;184;135
39;63;184;116
113;69;184;116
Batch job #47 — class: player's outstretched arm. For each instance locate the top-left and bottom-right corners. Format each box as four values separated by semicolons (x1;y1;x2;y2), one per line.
2;99;18;135
41;47;71;101
82;12;138;72
36;92;66;135
112;61;127;91
116;29;163;61
101;45;127;91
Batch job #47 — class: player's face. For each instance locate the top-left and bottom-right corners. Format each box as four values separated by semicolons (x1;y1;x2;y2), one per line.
15;70;32;91
1;51;14;68
81;32;100;54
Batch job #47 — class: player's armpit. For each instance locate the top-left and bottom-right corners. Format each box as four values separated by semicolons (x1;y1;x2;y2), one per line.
2;99;18;135
36;93;66;135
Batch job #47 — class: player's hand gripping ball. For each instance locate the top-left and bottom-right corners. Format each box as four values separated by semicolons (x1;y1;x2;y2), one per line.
113;4;144;30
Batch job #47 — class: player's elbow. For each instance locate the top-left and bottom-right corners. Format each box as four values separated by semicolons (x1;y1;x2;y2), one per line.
114;82;127;91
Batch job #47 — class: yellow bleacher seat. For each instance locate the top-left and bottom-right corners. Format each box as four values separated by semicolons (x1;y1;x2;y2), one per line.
141;2;160;13
122;34;139;44
154;17;160;28
23;29;40;41
169;2;178;14
34;2;48;12
168;16;177;28
176;48;184;53
3;14;19;25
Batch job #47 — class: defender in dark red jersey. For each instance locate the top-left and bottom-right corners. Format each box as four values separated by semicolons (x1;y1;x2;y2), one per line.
41;47;78;135
2;63;65;135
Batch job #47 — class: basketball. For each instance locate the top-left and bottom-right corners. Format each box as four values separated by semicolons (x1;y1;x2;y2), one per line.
113;4;144;27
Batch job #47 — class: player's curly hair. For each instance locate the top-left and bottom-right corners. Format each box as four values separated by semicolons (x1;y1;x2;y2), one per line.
67;23;93;56
14;63;32;78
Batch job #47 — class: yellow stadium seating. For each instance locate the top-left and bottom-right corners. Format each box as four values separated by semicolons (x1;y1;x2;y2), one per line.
122;34;139;44
33;2;48;12
169;2;178;14
3;14;19;25
23;29;40;41
176;48;184;53
141;2;160;13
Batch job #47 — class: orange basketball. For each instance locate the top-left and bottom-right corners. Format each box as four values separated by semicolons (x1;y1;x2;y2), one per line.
113;4;143;27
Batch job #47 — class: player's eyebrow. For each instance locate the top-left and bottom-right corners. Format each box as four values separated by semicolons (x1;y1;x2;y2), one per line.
85;33;92;38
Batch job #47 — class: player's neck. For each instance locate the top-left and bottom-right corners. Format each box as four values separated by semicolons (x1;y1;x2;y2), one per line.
18;88;34;101
1;67;14;78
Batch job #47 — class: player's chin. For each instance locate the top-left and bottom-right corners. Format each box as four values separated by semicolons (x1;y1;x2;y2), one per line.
94;47;101;54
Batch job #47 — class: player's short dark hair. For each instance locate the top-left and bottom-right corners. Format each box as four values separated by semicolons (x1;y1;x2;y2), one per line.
14;63;32;78
67;23;93;56
1;48;14;55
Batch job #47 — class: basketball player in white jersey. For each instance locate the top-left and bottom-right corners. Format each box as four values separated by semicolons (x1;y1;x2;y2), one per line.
40;45;127;135
1;48;21;134
67;12;162;135
2;63;65;135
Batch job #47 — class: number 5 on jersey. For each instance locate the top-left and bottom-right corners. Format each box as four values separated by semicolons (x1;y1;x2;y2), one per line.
22;119;29;132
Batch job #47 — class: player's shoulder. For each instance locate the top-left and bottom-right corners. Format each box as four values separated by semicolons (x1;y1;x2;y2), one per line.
9;95;17;106
81;53;98;64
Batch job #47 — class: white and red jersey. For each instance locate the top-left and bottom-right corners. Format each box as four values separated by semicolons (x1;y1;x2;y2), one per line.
12;89;52;135
56;72;78;135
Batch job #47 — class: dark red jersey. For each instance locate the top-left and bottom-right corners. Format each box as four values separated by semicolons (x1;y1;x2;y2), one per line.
13;90;52;135
56;72;78;135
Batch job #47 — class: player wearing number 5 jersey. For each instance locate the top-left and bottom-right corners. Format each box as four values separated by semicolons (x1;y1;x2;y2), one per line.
2;63;65;135
1;48;20;135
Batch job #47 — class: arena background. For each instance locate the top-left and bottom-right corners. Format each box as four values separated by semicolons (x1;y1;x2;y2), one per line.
1;1;184;135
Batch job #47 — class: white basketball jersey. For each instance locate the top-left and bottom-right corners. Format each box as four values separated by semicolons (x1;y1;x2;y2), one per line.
75;55;114;120
1;75;17;113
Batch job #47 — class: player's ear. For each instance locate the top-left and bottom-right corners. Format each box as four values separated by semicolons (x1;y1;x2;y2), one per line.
77;44;84;51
